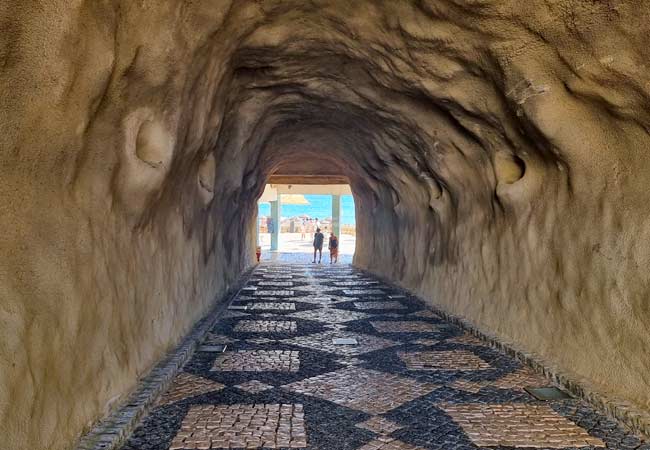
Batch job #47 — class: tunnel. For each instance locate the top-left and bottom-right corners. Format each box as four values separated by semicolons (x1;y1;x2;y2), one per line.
2;1;650;449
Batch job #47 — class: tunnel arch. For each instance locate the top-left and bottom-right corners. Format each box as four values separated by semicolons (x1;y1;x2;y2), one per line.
3;2;650;449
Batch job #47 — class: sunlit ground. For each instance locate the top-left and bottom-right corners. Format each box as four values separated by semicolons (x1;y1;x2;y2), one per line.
259;232;355;264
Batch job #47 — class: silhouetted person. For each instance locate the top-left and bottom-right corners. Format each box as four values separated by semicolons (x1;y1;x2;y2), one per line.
328;233;339;264
312;228;324;263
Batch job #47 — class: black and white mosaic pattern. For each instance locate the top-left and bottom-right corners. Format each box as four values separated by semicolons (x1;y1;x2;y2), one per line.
120;263;648;450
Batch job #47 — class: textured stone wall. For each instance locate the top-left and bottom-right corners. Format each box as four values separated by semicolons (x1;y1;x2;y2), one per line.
2;1;650;449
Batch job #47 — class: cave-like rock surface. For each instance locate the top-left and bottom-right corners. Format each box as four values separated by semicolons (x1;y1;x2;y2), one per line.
2;1;650;449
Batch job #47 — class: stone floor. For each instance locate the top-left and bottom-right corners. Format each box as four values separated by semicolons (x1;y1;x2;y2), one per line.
121;263;648;450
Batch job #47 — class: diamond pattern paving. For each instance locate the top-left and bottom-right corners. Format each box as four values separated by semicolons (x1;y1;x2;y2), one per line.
398;350;492;371
440;403;606;448
120;262;645;450
169;404;306;449
282;330;399;356
254;289;295;296
332;281;378;286
258;281;294;287
292;295;353;306
449;379;487;394
282;367;438;414
211;350;300;372
410;310;439;319
248;302;296;311
289;308;371;323
202;333;237;345
157;373;225;406
355;417;404;435
357;439;426;450
343;289;385;295
492;367;548;390
410;338;439;346
353;301;406;310
234;380;275;394
371;321;441;333
233;320;297;333
446;334;489;346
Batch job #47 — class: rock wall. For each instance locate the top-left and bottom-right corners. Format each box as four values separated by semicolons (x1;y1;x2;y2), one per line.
2;1;650;449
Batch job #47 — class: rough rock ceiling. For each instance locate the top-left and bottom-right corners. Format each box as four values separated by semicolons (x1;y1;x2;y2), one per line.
2;1;650;450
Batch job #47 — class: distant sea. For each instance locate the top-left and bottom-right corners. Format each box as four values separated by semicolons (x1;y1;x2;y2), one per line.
259;194;356;225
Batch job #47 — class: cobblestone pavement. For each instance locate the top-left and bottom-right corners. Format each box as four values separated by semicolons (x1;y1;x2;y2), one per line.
121;263;648;450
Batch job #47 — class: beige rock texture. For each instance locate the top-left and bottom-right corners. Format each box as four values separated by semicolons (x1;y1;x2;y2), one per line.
2;1;650;449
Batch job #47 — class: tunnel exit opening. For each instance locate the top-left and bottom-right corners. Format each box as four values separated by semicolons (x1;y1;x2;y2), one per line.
256;183;356;264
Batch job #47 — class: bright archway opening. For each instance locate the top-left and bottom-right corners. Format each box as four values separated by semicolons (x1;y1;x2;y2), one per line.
256;183;356;264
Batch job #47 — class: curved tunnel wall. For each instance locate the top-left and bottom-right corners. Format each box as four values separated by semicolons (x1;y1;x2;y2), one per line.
2;1;650;449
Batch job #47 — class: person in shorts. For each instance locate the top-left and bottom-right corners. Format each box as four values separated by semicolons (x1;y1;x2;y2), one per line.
312;228;324;263
328;233;339;264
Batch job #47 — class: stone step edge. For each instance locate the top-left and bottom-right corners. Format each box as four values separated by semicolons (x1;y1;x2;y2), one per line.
74;266;257;450
359;267;650;441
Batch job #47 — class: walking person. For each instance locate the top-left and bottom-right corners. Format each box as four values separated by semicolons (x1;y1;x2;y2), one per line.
328;232;339;264
312;228;324;263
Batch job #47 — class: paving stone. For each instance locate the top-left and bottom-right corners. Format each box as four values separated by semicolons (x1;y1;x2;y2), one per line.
440;403;606;448
381;313;406;318
282;367;438;414
449;379;487;394
357;438;426;450
335;357;365;366
119;262;648;450
169;404;307;449
410;338;440;346
233;320;297;333
202;333;237;345
409;310;439;319
211;350;300;372
254;290;295;296
289;308;371;323
371;321;442;333
197;344;227;352
292;285;339;294
446;333;489;346
248;302;296;311
293;295;354;306
398;350;492;371
227;304;249;310
355;416;404;435
282;330;399;356
333;281;379;286
234;380;275;394
258;281;295;287
354;301;406;310
220;310;250;319
491;367;549;390
343;289;385;295
246;337;278;344
157;373;225;406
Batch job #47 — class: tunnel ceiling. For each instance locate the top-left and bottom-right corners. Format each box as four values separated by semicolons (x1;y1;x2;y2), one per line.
3;1;650;450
